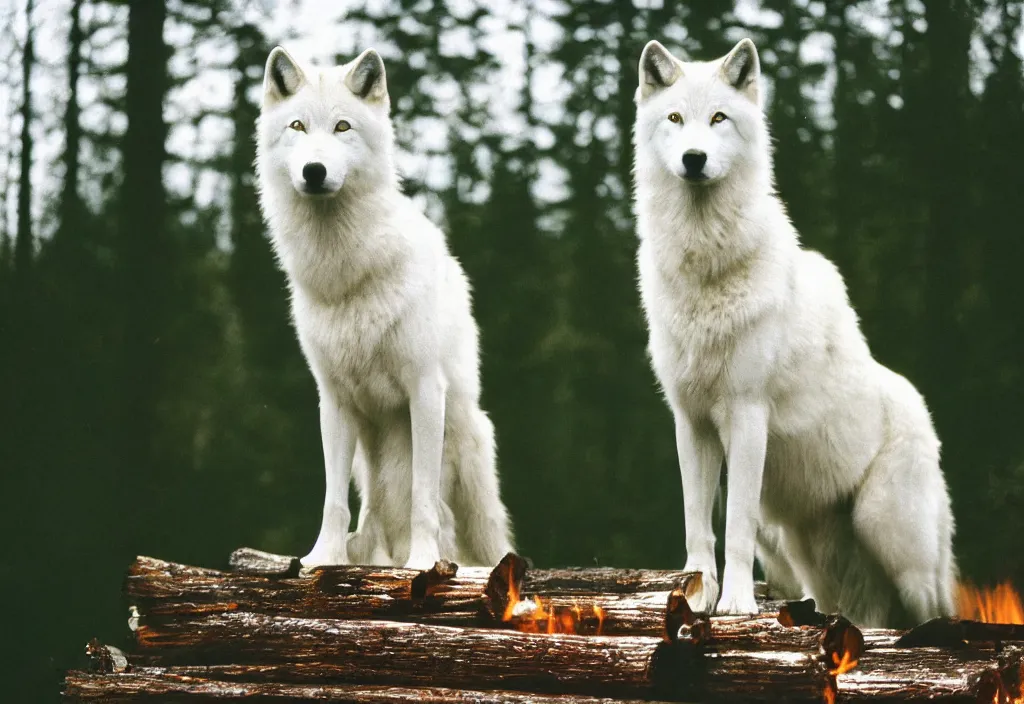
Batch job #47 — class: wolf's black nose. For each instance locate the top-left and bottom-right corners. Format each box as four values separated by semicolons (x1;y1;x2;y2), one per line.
682;150;708;176
302;162;327;189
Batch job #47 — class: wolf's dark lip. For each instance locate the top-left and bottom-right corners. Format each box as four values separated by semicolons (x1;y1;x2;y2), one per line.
301;186;331;196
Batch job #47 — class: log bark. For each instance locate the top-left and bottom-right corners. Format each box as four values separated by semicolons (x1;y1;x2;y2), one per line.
131;612;837;703
229;547;780;601
63;668;670;703
683;615;863;669
128;556;784;637
836;644;1024;703
894;617;1024;648
127;556;705;635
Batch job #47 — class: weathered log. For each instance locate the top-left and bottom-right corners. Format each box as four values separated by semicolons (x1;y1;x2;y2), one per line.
678;614;863;673
836;644;1024;703
229;546;785;602
126;556;709;636
127;555;803;640
131;612;837;703
63;668;671;703
126;557;487;628
894;616;1024;648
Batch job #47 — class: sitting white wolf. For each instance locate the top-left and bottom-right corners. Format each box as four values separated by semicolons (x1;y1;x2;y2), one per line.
633;37;958;627
255;46;514;570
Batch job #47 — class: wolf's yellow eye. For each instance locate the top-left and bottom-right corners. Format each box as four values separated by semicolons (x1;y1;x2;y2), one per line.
711;112;728;125
668;112;682;124
335;120;351;133
289;120;306;132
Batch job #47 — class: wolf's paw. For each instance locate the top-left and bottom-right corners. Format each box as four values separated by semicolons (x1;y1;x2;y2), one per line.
404;550;442;572
301;540;350;567
715;586;759;616
683;567;720;614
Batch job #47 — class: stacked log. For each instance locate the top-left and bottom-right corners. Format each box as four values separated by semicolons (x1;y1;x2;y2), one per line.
62;549;1024;703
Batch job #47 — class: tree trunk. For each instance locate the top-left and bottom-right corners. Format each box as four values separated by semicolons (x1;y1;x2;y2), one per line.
118;0;169;537
58;0;84;229
14;0;35;291
921;0;973;423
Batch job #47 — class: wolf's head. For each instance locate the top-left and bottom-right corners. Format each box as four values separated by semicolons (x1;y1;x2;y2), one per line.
634;38;769;188
257;46;395;198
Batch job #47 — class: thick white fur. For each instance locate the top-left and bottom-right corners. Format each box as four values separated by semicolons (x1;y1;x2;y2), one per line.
255;46;514;570
633;38;957;627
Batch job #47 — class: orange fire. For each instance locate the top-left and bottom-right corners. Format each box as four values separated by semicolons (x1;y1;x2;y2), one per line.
829;648;857;676
502;581;607;635
958;581;1024;624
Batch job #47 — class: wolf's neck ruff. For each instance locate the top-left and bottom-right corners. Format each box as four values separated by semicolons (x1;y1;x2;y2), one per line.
636;163;779;282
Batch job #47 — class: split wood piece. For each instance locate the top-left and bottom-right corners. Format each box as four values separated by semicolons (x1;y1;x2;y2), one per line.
64;667;673;703
227;547;301;577
132;612;837;703
127;556;711;636
836;644;1024;703
894;616;1024;648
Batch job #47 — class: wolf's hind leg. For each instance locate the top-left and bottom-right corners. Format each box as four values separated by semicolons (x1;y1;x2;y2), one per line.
851;437;951;625
756;523;804;600
346;449;394;566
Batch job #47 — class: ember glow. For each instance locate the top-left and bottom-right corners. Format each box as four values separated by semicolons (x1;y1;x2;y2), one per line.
959;581;1024;625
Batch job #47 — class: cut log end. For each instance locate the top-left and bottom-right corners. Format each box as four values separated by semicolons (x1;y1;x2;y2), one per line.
778;598;827;628
483;552;530;623
410;559;459;600
85;638;129;674
664;585;697;642
821;616;865;675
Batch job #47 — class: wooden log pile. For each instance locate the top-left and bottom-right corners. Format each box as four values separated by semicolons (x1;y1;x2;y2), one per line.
63;548;1024;703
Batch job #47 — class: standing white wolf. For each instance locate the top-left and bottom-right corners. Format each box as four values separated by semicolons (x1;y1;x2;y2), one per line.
255;46;514;570
633;38;957;627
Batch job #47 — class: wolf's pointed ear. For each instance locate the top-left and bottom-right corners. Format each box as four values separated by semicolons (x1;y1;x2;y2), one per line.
345;48;388;102
721;38;761;103
638;40;682;100
264;46;306;106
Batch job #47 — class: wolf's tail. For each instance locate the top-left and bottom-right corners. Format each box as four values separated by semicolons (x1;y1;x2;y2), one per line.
936;506;959;618
447;401;515;566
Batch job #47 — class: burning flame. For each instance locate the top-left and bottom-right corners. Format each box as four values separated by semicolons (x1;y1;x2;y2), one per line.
958;581;1024;625
501;581;606;635
829;648;857;676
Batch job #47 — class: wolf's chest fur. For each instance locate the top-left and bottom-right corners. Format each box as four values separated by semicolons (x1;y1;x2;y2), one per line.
290;246;415;419
645;240;783;409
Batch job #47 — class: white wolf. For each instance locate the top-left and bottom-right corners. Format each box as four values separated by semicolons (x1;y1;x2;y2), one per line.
255;46;514;570
633;38;957;628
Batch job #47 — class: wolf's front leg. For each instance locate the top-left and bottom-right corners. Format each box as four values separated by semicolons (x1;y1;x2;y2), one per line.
405;370;447;570
716;399;769;615
302;389;358;567
675;406;724;614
